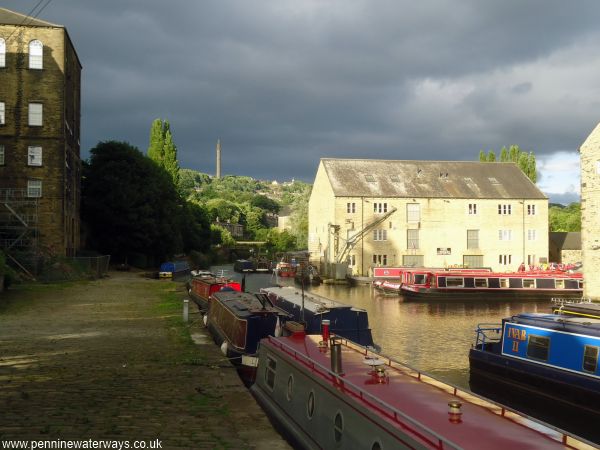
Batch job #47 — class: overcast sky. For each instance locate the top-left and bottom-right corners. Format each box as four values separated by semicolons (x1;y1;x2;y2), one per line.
4;0;600;204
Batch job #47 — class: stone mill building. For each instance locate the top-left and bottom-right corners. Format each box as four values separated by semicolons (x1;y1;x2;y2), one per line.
0;7;82;268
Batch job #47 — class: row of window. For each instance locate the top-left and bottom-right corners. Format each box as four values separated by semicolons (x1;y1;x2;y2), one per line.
0;38;44;69
350;254;538;268
526;336;598;374
347;202;537;217
0;145;44;166
369;228;537;247
0;101;44;126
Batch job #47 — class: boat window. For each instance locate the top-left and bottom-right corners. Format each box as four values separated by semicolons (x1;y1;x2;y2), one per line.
286;374;294;401
499;278;509;288
265;355;277;390
555;279;564;289
371;443;382;450
474;278;488;288
334;411;344;444
414;274;427;284
583;346;599;373
307;390;315;419
523;279;535;289
579;280;584;289
446;277;464;287
527;335;550;361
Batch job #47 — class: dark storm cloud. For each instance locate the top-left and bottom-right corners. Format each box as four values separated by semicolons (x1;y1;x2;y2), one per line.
3;0;600;186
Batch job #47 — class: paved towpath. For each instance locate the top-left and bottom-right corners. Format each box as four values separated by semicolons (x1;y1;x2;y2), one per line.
0;271;291;449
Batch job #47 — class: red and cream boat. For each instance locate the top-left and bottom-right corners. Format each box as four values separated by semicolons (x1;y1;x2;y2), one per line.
187;272;241;311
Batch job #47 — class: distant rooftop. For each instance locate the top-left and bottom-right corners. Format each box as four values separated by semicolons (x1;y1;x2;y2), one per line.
0;7;62;28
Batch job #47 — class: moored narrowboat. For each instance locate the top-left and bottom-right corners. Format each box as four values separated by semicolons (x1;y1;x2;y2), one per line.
251;331;592;449
469;312;600;442
187;273;241;311
400;268;583;301
158;260;190;279
261;286;375;348
206;290;290;385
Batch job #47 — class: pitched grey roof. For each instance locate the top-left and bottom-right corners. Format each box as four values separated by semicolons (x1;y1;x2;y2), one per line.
0;7;61;28
549;232;581;250
321;158;547;200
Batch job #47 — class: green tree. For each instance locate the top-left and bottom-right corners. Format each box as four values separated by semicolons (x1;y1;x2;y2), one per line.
162;129;180;186
82;141;182;264
479;150;486;162
527;152;537;183
147;119;165;162
476;145;537;183
549;203;581;231
499;146;508;162
251;194;280;214
486;150;496;162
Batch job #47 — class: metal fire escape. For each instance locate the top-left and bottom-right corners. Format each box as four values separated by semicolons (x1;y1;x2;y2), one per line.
330;207;397;264
0;188;38;277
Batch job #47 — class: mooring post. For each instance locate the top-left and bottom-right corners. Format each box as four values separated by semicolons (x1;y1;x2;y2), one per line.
183;299;189;322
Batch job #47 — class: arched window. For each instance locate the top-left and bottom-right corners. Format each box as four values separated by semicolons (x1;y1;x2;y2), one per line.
29;40;43;69
0;38;5;67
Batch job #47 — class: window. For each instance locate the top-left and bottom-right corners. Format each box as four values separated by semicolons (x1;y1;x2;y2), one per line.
0;145;4;165
527;229;536;241
527;204;536;215
307;391;315;419
29;40;43;69
446;277;464;287
527;335;550;361
403;255;423;266
474;278;488;288
407;203;420;222
498;254;512;266
334;412;344;444
498;230;512;241
498;204;512;215
407;229;419;249
373;229;387;241
27;179;42;198
286;375;294;401
0;38;5;67
372;254;387;266
373;202;387;214
523;279;535;288
346;202;356;213
348;255;356;267
583;346;599;373
27;146;42;166
265;355;276;390
467;230;479;249
468;203;477;215
463;255;483;268
0;101;4;125
28;103;43;126
527;254;536;266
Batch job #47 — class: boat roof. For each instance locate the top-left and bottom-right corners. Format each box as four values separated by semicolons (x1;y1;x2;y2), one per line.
261;286;365;314
510;313;600;335
428;270;582;279
263;334;590;449
212;291;286;318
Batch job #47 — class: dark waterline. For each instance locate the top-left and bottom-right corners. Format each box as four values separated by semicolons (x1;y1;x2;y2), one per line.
210;264;552;389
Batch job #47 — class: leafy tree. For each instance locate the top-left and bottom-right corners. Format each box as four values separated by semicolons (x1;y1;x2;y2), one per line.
549;203;581;231
251;194;280;213
205;198;243;224
476;145;537;183
499;146;508;162
486;150;496;162
478;150;486;162
211;224;236;246
148;119;180;186
162;129;180;186
147;119;164;162
527;152;537;183
82;141;182;264
289;184;311;248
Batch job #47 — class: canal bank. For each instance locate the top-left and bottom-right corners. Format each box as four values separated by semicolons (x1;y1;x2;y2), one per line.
0;271;290;449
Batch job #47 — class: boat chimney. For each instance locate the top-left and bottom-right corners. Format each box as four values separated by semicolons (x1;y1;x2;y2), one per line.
321;319;330;344
330;336;344;375
448;400;463;423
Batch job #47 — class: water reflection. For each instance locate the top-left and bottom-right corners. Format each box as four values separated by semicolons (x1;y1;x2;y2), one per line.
210;265;550;389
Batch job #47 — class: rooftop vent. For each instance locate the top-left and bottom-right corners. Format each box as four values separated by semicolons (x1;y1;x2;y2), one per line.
365;174;376;183
488;177;500;185
390;175;400;182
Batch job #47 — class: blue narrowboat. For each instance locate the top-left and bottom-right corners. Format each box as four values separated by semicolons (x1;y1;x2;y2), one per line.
260;286;376;348
158;260;190;278
469;313;600;421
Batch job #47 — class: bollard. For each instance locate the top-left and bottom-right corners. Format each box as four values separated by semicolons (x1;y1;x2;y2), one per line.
183;299;189;322
330;336;343;375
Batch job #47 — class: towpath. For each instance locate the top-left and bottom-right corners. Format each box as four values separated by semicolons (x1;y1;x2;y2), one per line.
0;271;291;449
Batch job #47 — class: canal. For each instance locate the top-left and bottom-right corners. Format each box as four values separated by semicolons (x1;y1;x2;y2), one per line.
211;265;550;389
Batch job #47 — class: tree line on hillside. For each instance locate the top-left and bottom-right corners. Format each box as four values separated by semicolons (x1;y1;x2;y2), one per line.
81;120;310;267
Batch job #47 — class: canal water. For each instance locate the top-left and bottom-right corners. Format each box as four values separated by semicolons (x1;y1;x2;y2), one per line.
211;265;550;389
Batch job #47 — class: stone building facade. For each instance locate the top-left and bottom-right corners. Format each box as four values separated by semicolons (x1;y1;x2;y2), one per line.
309;159;549;276
0;8;81;257
580;122;600;300
548;232;581;265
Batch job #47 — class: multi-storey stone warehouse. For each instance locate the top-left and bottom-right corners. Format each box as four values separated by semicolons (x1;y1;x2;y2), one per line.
0;8;81;269
308;158;549;277
580;121;600;301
